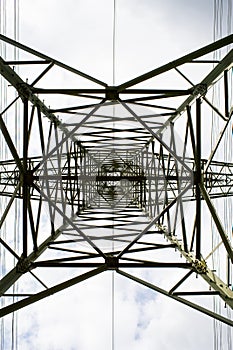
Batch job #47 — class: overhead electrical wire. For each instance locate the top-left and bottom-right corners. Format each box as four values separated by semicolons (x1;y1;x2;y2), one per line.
226;3;233;349
211;15;221;347
212;1;233;349
0;2;7;349
12;1;20;350
0;1;19;349
111;1;116;350
0;0;231;348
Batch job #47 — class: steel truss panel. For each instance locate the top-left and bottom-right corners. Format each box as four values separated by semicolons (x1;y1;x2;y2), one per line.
0;34;233;326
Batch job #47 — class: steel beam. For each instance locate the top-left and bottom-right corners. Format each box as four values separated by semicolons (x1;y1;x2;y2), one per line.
117;269;233;327
0;34;232;327
0;265;106;318
199;182;233;264
117;184;192;258
0;34;107;87
0;217;75;296
195;98;201;259
161;226;233;309
0;113;23;173
33;184;107;259
174;48;233;117
120;101;193;173
117;34;233;91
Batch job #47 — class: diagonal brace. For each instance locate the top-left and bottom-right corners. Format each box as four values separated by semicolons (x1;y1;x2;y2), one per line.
199;181;233;263
117;269;233;327
0;265;106;318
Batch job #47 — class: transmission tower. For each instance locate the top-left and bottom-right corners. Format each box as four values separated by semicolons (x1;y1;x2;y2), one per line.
0;33;233;330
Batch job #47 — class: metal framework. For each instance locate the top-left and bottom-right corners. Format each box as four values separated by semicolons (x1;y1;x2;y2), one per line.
0;33;233;327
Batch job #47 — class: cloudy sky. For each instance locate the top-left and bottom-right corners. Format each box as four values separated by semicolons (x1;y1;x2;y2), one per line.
19;0;214;85
1;0;233;349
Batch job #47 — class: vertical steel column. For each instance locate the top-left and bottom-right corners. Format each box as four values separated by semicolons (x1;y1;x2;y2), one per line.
81;148;85;208
224;69;230;281
196;98;201;259
22;98;29;257
224;70;229;119
170;122;188;252
74;142;80;212
139;151;143;207
145;145;149;213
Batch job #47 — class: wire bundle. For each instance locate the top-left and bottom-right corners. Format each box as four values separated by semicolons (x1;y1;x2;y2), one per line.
0;1;19;349
212;1;233;349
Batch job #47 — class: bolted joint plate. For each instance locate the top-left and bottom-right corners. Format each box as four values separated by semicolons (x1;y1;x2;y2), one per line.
105;256;119;270
192;83;207;97
16;256;31;273
161;225;233;308
24;171;34;186
105;86;119;101
16;82;32;100
193;259;207;274
20;171;35;186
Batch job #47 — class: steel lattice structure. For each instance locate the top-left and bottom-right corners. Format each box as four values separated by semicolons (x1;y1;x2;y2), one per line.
0;33;233;327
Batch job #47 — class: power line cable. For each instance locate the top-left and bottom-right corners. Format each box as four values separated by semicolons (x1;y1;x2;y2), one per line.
111;2;116;350
12;1;19;349
212;1;233;349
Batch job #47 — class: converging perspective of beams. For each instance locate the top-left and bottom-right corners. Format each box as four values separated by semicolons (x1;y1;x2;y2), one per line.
0;1;233;349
